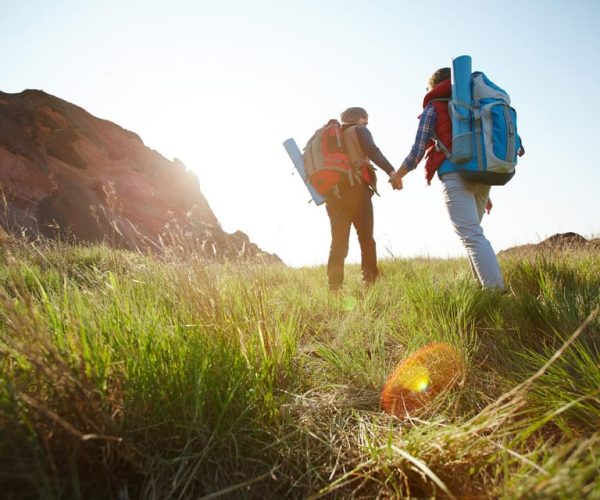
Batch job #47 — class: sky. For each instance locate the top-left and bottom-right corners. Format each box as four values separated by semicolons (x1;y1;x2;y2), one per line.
2;0;599;266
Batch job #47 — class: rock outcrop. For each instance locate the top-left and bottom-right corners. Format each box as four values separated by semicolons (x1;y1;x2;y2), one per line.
0;89;278;261
499;232;600;256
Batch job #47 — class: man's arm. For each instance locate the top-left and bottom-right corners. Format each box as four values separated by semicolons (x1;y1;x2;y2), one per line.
355;126;395;177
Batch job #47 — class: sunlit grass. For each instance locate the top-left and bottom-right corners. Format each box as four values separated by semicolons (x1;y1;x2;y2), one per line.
0;237;598;498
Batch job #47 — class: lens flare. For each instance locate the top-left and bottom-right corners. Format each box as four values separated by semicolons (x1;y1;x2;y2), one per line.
381;342;464;417
395;364;430;392
413;375;430;392
340;294;358;311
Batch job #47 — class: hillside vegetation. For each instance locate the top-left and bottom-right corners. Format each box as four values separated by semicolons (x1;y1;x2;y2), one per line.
0;236;598;499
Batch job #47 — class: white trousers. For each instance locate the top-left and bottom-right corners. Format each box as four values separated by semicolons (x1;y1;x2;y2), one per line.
440;172;504;289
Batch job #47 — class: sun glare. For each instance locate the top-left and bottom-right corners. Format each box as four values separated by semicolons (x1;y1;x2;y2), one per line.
397;364;430;393
381;342;465;416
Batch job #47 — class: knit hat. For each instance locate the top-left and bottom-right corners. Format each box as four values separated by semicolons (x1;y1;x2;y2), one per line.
340;107;368;124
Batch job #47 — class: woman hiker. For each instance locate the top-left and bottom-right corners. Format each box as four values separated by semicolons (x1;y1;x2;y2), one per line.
391;68;524;290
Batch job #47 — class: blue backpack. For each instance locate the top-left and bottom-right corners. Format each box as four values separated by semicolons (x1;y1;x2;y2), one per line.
442;57;522;185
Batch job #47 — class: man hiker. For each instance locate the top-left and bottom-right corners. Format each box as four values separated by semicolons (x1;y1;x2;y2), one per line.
326;107;396;291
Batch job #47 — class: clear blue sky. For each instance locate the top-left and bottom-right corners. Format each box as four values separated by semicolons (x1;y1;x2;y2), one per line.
2;0;599;266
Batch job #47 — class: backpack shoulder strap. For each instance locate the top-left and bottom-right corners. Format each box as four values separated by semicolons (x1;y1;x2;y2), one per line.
342;125;367;169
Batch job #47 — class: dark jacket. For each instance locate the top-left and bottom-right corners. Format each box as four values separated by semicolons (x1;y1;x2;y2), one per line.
343;124;395;176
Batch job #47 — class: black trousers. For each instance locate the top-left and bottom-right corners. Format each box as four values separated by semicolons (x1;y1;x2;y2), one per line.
326;183;378;289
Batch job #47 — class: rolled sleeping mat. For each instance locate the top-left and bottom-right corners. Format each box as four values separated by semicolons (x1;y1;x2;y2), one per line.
450;55;473;164
283;138;326;205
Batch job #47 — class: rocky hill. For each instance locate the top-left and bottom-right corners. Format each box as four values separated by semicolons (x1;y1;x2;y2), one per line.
0;89;277;261
499;232;600;256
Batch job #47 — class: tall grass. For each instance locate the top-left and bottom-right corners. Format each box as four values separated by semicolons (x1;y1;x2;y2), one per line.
0;236;598;498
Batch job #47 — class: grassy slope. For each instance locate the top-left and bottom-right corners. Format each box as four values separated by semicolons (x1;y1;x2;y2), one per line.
0;239;598;499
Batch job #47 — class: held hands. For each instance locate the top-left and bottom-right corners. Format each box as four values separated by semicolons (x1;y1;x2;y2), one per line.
389;173;403;190
389;166;408;191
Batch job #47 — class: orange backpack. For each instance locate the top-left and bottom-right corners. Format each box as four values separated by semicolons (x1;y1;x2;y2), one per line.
302;119;355;196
